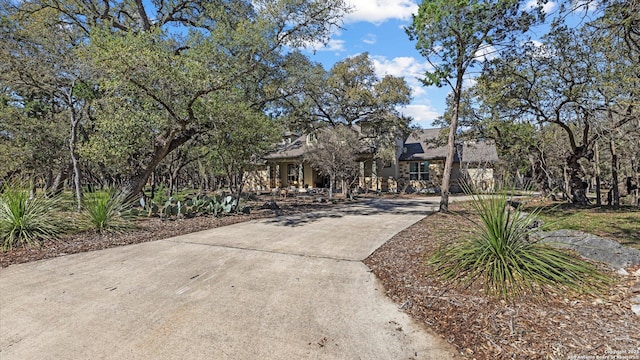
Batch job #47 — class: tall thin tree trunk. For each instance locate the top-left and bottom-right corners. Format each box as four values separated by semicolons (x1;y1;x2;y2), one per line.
329;174;334;200
633;155;639;208
440;75;463;212
563;165;570;201
69;108;82;211
49;166;68;196
609;137;620;208
594;141;602;206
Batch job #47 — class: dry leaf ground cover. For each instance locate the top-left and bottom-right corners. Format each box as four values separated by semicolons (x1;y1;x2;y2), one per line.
364;203;640;360
0;198;336;267
3;195;639;359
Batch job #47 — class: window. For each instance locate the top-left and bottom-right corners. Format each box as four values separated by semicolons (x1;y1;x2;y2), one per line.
306;133;317;145
287;164;299;185
409;161;429;180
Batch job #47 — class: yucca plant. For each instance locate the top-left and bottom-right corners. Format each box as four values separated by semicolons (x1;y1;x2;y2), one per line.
0;183;66;250
430;183;609;300
82;188;133;233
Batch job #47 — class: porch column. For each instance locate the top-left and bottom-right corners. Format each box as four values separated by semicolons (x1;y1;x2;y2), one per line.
266;164;271;189
275;164;280;188
298;162;304;189
359;161;365;188
372;161;378;191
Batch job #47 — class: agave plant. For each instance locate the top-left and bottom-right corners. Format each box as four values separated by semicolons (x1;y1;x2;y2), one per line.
0;183;66;250
430;183;609;300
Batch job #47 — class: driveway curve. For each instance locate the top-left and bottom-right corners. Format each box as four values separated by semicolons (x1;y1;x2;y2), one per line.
0;198;458;359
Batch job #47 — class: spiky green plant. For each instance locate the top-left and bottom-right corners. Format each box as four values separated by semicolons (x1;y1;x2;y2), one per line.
430;184;610;300
0;183;65;250
82;189;133;232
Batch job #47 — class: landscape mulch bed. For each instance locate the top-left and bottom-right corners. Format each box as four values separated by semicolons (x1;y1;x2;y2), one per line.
2;198;639;359
364;204;640;360
0;200;335;268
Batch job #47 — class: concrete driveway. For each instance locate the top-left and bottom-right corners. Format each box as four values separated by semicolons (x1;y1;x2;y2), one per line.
0;198;458;359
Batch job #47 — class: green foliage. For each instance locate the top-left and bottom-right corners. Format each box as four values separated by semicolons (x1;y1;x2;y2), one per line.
82;189;133;232
406;0;542;89
430;185;610;300
0;183;66;250
281;52;413;152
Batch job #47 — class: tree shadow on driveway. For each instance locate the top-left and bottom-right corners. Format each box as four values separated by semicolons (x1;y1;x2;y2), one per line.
263;199;438;227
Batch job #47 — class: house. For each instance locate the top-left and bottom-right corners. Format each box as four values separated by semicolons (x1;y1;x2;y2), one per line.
387;128;499;193
245;128;499;194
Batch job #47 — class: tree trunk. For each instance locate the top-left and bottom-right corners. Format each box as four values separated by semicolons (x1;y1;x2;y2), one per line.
562;165;570;201
329;174;334;200
594;141;602;206
69;108;82;211
48;166;68;197
566;154;589;205
126;130;195;201
440;75;463;212
632;155;639;209
609;138;620;208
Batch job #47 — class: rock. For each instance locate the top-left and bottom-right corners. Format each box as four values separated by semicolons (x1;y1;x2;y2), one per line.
533;230;640;269
259;200;280;210
631;281;640;294
617;268;630;276
632;305;640;316
630;296;640;304
635;269;640;277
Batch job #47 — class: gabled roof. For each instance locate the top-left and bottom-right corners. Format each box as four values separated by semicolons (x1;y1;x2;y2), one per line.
264;127;499;163
398;128;458;161
264;125;374;161
461;140;499;163
398;128;498;163
263;134;308;160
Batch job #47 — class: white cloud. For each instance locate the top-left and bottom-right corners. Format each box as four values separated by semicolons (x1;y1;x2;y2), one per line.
362;33;377;45
370;55;433;98
571;0;600;13
474;44;498;62
525;0;557;14
401;104;441;128
462;77;477;89
306;38;347;53
345;0;418;24
530;40;543;48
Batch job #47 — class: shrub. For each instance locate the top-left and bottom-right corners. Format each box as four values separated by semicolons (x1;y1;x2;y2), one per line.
0;183;65;250
430;185;610;300
82;189;133;232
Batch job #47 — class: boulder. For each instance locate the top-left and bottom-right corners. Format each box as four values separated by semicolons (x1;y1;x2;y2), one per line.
532;229;640;269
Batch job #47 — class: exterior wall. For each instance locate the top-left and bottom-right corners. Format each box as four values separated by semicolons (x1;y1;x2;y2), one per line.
396;160;470;193
244;166;270;192
464;167;495;191
378;163;396;179
303;162;315;188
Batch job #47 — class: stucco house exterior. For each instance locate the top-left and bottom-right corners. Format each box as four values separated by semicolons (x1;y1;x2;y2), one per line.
245;128;499;194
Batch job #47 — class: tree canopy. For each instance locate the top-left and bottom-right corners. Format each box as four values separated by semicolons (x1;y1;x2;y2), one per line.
1;0;349;202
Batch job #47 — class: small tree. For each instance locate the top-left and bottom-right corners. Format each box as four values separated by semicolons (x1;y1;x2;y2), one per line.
304;126;360;199
406;0;543;212
208;100;281;209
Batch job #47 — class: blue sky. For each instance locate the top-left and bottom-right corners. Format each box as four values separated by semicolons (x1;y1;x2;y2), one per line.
302;0;565;129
